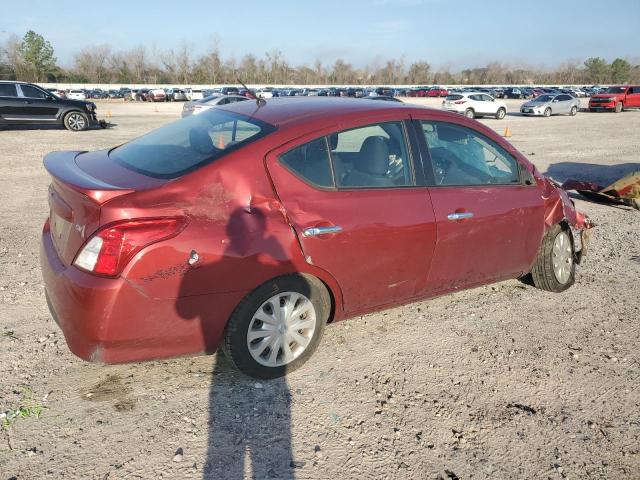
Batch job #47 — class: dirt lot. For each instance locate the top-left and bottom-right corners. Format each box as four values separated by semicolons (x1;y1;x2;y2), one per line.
1;98;639;480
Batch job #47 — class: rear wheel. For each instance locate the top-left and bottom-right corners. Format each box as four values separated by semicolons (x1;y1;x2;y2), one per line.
464;108;475;119
544;107;552;117
495;107;506;120
530;224;575;292
222;274;331;379
570;106;578;116
63;111;89;131
615;102;623;113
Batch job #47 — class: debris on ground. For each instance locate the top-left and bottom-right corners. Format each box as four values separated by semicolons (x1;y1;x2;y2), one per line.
561;171;640;210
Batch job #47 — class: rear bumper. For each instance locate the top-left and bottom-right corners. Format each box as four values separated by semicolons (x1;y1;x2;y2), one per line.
40;222;241;364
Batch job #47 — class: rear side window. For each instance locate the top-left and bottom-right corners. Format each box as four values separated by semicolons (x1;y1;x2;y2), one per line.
445;94;463;101
422;121;520;186
110;110;276;178
0;84;18;97
280;138;333;188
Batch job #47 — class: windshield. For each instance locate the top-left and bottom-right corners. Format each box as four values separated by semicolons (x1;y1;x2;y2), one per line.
109;110;276;179
604;87;627;94
533;95;554;102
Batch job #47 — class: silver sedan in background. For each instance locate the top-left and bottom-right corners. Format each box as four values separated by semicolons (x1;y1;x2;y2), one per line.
181;94;250;118
520;94;581;117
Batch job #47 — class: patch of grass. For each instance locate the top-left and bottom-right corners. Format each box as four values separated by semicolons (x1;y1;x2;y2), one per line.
1;390;45;429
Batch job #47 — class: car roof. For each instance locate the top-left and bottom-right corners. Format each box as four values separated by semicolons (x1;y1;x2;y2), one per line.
216;97;419;128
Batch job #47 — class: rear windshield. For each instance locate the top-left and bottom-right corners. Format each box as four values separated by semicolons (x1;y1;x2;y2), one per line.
109;110;276;179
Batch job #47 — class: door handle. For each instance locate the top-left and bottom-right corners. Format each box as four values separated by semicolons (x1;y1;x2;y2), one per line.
447;212;474;221
303;225;343;237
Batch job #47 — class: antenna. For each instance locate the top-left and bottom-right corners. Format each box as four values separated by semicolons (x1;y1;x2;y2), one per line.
237;77;266;107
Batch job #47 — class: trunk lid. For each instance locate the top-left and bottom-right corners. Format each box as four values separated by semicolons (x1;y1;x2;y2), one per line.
44;150;165;265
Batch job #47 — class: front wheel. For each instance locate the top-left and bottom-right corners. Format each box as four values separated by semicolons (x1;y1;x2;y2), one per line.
464;108;475;119
495;107;506;120
221;274;331;379
530;224;575;292
63;111;89;131
615;102;623;113
544;107;552;117
570;106;578;116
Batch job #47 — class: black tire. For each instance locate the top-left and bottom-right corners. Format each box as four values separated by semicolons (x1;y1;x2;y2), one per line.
589;108;595;112
495;107;506;120
63;111;89;131
464;108;475;119
530;224;575;293
570;106;578;116
543;107;552;117
615;102;623;113
221;274;331;379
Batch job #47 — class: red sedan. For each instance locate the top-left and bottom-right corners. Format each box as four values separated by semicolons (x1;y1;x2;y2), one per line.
40;97;591;378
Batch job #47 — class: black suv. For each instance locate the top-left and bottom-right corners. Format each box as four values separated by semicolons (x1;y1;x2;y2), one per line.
0;81;99;131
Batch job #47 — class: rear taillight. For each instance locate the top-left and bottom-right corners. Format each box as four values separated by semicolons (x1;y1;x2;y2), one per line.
74;217;187;277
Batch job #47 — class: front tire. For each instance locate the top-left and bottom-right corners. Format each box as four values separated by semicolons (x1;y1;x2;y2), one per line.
495;107;506;120
570;106;578;116
63;111;89;131
222;274;331;379
543;107;552;117
530;224;575;292
615;102;623;113
464;108;475;119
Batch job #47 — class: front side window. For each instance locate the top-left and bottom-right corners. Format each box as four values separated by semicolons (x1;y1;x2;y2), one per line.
422;121;520;186
20;84;48;99
332;121;413;188
110;110;275;178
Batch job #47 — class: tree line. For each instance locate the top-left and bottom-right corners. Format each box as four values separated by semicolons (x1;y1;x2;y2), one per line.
1;30;639;86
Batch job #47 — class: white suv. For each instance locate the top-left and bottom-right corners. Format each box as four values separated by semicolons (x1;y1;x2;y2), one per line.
443;92;507;119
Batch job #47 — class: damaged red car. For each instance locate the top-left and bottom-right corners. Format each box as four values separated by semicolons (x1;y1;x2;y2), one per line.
40;97;592;378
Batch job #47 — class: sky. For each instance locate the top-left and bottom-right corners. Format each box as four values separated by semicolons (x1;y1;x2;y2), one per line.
1;0;639;70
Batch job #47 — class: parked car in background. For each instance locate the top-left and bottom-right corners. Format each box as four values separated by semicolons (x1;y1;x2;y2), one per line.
166;88;188;101
443;92;507;119
427;86;448;97
40;97;591;378
503;88;525;99
185;88;204;101
520;94;580;117
181;94;249;117
148;89;166;102
134;89;151;101
220;87;240;96
589;85;640;113
47;88;67;98
67;89;87;100
0;81;98;131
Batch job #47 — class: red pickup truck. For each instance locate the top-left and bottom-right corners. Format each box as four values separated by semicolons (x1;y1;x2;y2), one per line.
589;85;640;112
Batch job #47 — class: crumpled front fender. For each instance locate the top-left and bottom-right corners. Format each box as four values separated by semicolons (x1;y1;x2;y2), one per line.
542;176;594;262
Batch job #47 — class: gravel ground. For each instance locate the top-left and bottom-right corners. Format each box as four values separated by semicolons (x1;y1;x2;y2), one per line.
1;98;639;480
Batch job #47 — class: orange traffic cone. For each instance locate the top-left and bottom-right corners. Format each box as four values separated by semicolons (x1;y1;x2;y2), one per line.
217;135;225;149
503;126;512;137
